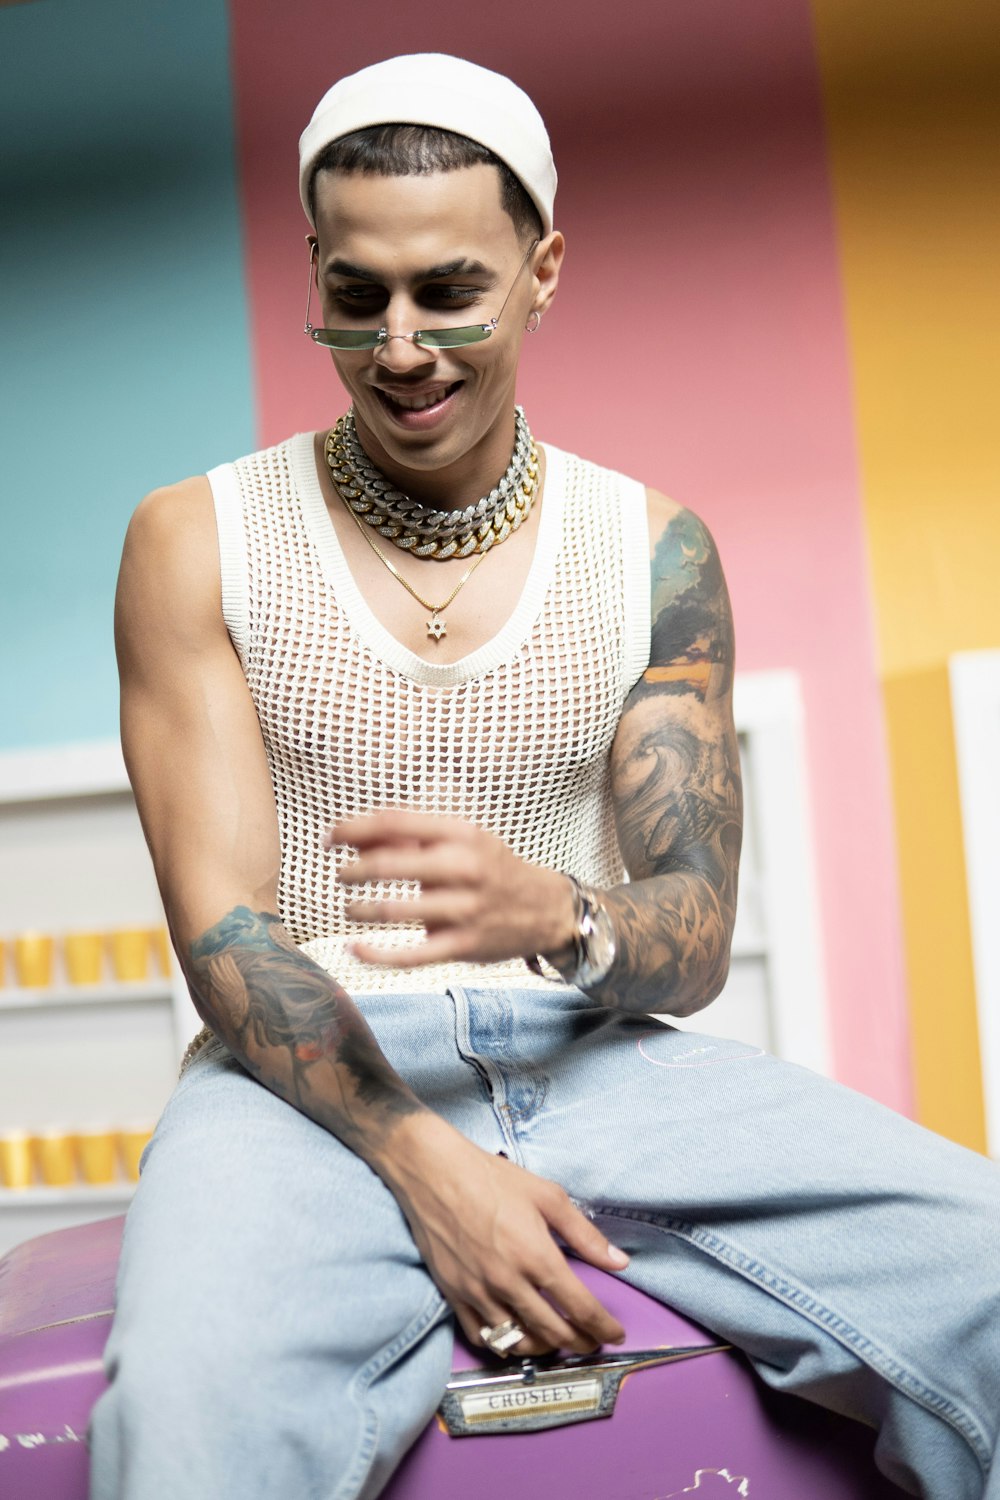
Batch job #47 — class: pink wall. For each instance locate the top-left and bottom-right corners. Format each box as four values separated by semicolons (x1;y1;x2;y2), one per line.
227;0;911;1109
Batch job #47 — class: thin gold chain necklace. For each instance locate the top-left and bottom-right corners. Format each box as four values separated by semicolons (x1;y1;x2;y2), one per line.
337;494;489;640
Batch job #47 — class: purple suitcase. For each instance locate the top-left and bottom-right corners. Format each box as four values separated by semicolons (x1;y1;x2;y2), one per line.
0;1217;907;1499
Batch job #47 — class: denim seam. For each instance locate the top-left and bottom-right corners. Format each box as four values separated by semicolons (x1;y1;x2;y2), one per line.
333;1287;449;1500
594;1205;991;1476
448;984;524;1163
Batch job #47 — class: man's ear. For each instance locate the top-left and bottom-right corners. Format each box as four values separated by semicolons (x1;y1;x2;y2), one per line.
530;230;566;318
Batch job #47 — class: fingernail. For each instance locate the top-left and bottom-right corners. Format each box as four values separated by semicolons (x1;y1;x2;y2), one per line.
608;1244;630;1268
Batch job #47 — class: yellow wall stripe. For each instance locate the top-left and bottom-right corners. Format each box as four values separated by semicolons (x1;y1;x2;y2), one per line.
812;0;1000;1147
883;669;985;1148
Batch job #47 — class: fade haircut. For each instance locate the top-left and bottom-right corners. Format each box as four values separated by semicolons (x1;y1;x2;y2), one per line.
307;124;544;244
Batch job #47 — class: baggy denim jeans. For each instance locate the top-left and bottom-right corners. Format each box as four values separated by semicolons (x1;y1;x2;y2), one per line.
88;987;1000;1499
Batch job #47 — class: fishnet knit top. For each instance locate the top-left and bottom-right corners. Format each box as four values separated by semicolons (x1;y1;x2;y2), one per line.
207;431;651;994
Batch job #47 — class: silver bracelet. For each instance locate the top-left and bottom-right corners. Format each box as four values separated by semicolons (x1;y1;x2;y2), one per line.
525;875;617;990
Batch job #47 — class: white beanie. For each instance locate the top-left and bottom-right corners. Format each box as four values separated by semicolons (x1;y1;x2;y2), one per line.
298;53;556;234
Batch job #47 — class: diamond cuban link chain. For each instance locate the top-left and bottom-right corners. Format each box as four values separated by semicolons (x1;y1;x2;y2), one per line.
325;406;537;560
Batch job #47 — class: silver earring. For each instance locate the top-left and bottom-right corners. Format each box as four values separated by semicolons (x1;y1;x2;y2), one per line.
525;311;541;333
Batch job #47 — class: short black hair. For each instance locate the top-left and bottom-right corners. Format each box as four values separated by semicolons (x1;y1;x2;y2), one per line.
307;123;543;244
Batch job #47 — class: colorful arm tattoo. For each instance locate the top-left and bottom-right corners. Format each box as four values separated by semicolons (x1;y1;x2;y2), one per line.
188;907;423;1153
594;507;743;1014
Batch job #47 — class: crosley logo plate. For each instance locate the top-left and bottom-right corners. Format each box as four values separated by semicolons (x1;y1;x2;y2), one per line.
439;1343;730;1438
459;1375;603;1426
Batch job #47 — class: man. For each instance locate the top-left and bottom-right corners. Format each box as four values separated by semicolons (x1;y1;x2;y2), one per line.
90;53;998;1500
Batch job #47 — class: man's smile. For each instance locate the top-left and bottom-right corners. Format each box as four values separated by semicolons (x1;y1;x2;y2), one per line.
372;381;464;426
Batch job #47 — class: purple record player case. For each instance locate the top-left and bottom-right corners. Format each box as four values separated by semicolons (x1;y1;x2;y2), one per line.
0;1216;908;1499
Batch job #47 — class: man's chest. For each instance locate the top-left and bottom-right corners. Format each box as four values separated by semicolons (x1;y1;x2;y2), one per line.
323;495;544;663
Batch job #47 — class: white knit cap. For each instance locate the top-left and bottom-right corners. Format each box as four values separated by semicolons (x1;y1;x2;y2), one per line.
298;53;556;234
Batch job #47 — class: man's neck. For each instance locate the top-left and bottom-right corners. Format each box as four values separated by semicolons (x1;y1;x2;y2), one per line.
349;409;520;511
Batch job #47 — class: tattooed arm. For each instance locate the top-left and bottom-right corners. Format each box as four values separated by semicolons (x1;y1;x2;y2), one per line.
185;907;424;1154
587;491;743;1014
116;479;425;1160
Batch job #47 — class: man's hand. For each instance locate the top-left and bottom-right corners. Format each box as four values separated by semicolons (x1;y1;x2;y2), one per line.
376;1113;629;1357
326;812;577;968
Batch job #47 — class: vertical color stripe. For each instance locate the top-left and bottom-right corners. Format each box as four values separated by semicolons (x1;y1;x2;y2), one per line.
0;0;255;750
883;670;985;1148
812;0;999;1146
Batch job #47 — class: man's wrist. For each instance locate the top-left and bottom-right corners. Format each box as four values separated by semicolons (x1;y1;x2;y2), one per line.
368;1109;467;1196
527;875;618;990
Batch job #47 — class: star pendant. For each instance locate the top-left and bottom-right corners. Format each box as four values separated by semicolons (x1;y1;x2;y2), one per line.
427;614;447;640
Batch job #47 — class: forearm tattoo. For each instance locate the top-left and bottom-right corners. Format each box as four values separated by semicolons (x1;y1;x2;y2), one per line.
188;907;422;1153
598;508;743;1013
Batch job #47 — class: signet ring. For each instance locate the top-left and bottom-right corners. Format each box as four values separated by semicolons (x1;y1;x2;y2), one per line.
479;1319;526;1355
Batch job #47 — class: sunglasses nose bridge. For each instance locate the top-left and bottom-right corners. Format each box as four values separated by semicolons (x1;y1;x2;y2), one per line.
371;328;437;370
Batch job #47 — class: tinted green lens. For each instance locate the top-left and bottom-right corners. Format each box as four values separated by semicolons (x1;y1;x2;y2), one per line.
310;328;382;350
412;325;494;349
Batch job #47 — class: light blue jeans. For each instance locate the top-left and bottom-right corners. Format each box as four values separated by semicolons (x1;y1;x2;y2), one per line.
88;987;1000;1499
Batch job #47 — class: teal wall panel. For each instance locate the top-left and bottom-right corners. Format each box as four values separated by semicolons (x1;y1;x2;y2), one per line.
0;0;255;749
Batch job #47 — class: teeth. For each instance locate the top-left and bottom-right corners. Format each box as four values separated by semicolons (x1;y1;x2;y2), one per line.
386;387;451;412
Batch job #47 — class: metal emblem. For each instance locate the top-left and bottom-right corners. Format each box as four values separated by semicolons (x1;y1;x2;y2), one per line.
439;1343;730;1437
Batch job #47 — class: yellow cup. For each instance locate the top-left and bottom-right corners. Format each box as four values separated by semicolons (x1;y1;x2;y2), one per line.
14;932;55;988
149;925;172;977
0;936;7;987
33;1130;77;1187
64;931;105;985
108;929;150;983
0;1130;35;1189
75;1128;119;1185
117;1125;154;1182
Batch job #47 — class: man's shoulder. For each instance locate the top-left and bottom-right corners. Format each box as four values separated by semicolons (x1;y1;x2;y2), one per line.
542;440;685;542
645;486;688;541
130;473;214;542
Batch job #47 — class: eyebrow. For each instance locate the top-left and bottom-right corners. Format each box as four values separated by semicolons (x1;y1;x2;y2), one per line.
325;257;494;282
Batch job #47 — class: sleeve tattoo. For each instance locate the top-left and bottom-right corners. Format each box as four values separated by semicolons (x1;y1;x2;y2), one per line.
597;507;743;1014
187;907;423;1152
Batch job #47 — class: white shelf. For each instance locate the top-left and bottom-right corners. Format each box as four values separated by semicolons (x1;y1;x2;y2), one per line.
0;1182;135;1209
0;740;198;1223
0;740;128;802
729;937;767;961
0;980;173;1012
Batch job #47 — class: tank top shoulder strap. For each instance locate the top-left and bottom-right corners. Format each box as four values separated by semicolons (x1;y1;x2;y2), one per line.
618;470;653;689
206;454;252;664
546;445;651;692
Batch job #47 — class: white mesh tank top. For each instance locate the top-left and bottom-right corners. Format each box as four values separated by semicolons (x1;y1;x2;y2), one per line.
208;431;651;994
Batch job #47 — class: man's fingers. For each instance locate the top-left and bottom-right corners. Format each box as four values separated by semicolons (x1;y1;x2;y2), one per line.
454;1298;536;1356
464;1267;621;1355
338;847;479;889
544;1193;631;1275
345;894;480;930
452;1301;490;1350
532;1262;625;1348
460;1293;583;1359
509;1281;606;1354
326;811;466;850
347;931;471;967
